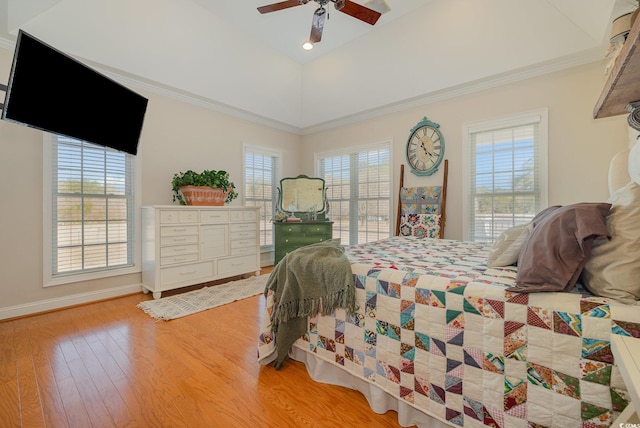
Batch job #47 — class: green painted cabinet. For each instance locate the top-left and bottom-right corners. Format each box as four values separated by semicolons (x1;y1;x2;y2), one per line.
274;221;333;265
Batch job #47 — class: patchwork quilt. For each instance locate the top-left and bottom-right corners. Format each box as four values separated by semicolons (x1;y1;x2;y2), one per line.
258;237;640;427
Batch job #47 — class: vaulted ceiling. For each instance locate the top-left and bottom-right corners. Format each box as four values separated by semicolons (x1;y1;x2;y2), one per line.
0;0;635;133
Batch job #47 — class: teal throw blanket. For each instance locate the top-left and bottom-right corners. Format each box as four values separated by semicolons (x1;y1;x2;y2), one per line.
265;239;355;369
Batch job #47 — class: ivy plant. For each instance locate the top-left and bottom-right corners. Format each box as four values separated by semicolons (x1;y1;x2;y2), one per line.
171;169;238;205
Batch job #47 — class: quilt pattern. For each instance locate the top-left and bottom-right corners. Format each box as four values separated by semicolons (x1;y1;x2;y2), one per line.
285;237;640;427
399;213;441;239
400;186;443;215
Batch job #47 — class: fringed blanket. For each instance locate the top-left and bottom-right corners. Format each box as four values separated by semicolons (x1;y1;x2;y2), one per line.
259;239;355;369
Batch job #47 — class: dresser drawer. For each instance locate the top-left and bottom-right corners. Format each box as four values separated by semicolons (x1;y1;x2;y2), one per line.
159;210;199;224
179;210;199;223
160;234;199;246
231;246;257;256
160;244;198;259
304;223;332;235
278;223;305;234
281;235;329;246
230;222;257;233
160;261;213;285
160;225;198;237
160;253;199;266
231;238;257;249
159;210;180;224
230;229;257;240
218;255;257;275
200;210;229;224
230;210;258;222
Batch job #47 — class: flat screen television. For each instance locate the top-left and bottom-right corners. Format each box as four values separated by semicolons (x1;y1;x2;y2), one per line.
1;30;148;155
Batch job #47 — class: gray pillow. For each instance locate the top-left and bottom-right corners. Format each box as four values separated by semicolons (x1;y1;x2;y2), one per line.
581;182;640;304
508;203;611;293
487;222;533;267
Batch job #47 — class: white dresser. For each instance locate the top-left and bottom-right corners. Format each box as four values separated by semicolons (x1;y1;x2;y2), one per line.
141;206;261;299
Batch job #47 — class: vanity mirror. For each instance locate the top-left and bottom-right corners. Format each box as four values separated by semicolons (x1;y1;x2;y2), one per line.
274;175;333;264
277;175;327;217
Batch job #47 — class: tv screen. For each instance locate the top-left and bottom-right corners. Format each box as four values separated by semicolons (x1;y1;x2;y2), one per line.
1;30;148;155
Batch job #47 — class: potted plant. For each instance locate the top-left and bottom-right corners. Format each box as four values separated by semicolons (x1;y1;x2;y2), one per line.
171;169;239;206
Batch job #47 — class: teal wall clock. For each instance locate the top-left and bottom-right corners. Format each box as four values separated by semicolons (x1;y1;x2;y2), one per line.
406;116;445;176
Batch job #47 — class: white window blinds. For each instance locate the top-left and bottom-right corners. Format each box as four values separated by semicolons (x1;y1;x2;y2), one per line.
318;142;391;245
49;137;136;279
463;109;548;242
244;146;281;248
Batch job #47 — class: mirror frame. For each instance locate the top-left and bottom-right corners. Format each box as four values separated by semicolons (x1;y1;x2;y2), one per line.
277;175;326;215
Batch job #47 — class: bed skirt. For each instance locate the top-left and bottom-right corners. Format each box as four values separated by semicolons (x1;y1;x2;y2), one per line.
291;345;452;428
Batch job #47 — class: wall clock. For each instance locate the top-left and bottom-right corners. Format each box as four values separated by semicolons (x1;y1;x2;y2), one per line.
406;116;445;176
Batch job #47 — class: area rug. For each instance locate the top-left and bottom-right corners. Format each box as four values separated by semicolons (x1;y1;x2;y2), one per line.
137;274;268;321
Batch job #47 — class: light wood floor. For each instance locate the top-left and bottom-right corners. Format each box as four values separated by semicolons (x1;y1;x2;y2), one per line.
0;273;409;427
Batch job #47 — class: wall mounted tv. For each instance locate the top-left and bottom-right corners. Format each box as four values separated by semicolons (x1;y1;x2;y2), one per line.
1;30;147;156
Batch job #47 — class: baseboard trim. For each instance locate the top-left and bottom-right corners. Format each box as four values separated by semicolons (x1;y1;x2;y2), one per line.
0;284;143;320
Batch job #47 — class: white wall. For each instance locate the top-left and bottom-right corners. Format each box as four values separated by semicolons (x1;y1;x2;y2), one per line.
300;61;629;240
0;46;301;317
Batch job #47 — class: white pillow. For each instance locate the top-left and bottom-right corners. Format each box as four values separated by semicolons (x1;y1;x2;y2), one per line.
581;182;640;304
487;222;533;267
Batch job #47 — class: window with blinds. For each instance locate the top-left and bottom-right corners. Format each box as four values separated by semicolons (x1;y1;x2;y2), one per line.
318;142;391;245
244;146;281;248
463;109;548;242
48;137;136;280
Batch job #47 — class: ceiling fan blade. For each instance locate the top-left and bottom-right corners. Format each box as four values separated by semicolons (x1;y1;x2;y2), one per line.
257;0;305;14
310;9;326;43
338;0;382;25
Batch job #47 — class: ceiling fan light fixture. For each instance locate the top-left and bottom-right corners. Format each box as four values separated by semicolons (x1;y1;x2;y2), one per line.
364;0;391;14
302;41;314;50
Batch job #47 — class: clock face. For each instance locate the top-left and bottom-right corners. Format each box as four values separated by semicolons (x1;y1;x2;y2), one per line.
406;121;444;176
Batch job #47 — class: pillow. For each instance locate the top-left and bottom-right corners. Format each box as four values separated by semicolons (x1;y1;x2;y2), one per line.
507;202;611;293
531;205;562;224
487;222;533;267
399;213;441;239
581;182;640;303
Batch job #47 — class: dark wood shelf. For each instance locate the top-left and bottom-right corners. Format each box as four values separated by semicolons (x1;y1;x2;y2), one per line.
594;13;640;118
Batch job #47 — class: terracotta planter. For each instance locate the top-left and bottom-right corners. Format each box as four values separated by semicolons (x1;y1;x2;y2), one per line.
179;186;227;206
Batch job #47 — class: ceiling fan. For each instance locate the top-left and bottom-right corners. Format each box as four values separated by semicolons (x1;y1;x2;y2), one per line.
257;0;382;45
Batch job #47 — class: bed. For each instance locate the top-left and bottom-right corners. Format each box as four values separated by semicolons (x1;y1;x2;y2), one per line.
258;153;640;427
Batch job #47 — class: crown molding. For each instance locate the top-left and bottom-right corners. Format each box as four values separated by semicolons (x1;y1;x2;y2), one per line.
300;46;605;135
0;36;605;136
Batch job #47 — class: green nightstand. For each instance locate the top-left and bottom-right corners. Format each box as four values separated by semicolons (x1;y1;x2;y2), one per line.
274;221;333;265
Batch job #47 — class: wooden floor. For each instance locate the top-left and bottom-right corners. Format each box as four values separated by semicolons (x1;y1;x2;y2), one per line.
0;273;409;427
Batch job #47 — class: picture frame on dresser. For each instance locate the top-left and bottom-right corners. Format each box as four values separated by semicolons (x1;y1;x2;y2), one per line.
141;206;261;299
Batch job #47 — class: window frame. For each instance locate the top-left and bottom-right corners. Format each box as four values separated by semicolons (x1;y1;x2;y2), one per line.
43;135;142;287
462;108;549;242
315;140;392;245
243;143;282;251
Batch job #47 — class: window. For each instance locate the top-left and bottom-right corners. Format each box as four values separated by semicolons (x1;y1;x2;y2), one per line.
244;145;281;249
317;142;391;245
44;136;139;286
462;109;548;242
